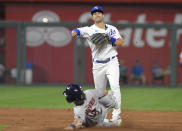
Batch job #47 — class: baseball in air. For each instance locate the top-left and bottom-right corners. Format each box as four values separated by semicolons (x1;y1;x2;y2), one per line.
42;17;49;23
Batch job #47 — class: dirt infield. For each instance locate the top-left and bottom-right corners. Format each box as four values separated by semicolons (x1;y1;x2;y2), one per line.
0;108;182;131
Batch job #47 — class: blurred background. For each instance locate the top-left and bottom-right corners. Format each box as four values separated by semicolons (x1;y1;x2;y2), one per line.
0;0;182;87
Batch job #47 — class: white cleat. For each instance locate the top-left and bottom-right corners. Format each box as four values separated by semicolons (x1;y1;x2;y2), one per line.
116;118;122;126
110;116;122;126
104;118;109;123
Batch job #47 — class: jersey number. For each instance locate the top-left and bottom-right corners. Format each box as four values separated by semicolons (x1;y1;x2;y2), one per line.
88;108;100;117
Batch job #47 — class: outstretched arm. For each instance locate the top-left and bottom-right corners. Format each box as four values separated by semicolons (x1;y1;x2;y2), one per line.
64;120;83;130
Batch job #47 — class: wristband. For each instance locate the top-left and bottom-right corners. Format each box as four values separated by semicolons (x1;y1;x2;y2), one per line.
72;29;80;36
110;37;116;46
70;124;76;129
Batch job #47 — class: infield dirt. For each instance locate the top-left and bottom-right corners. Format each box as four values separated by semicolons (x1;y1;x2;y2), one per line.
0;108;182;131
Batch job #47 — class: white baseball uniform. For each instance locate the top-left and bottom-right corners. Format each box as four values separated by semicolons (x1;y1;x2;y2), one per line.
74;89;118;127
77;24;122;119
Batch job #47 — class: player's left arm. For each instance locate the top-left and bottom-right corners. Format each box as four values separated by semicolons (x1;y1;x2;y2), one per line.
115;38;125;47
112;27;125;47
64;120;83;130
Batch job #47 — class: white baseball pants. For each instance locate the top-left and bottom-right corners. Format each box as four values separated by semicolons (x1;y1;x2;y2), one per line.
93;57;121;118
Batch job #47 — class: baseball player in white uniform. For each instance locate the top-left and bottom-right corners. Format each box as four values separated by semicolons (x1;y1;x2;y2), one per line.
71;6;125;124
63;84;121;130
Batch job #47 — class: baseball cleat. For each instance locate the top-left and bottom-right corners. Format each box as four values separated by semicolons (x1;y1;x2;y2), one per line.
104;118;109;123
110;116;122;126
116;118;122;126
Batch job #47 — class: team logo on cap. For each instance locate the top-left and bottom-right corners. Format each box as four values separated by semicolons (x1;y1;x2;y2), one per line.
94;6;98;9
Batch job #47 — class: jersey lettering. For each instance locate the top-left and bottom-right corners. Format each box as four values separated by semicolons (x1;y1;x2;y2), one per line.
109;29;116;36
85;97;99;117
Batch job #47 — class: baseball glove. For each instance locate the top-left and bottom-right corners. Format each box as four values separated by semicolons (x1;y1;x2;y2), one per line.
90;33;110;52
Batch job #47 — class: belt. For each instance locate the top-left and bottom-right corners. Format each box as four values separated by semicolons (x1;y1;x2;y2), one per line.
93;56;116;64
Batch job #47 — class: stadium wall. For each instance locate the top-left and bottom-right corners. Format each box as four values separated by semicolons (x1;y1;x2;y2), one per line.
3;3;182;84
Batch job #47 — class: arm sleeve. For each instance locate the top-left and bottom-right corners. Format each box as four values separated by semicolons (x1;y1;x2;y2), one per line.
114;27;122;39
77;26;90;38
74;108;85;123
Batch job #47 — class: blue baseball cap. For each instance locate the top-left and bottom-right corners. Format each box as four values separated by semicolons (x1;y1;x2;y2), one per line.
91;6;104;15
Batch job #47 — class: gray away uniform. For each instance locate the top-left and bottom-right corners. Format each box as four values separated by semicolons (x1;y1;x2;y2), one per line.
73;89;117;127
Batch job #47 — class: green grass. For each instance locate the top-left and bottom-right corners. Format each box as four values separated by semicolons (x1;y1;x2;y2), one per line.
0;125;8;131
122;87;182;111
0;86;73;108
0;86;182;111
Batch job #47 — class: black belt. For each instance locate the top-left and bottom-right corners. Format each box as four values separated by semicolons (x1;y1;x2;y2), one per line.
93;56;116;64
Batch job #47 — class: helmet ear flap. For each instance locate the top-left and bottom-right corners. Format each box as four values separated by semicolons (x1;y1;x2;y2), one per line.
66;96;74;103
80;93;85;101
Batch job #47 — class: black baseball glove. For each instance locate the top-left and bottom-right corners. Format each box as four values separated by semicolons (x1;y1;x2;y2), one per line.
90;33;111;52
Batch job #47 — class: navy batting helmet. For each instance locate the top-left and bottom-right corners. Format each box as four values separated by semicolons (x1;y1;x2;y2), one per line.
91;6;104;15
63;84;84;103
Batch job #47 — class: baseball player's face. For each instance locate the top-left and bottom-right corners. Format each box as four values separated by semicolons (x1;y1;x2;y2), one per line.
92;12;104;23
